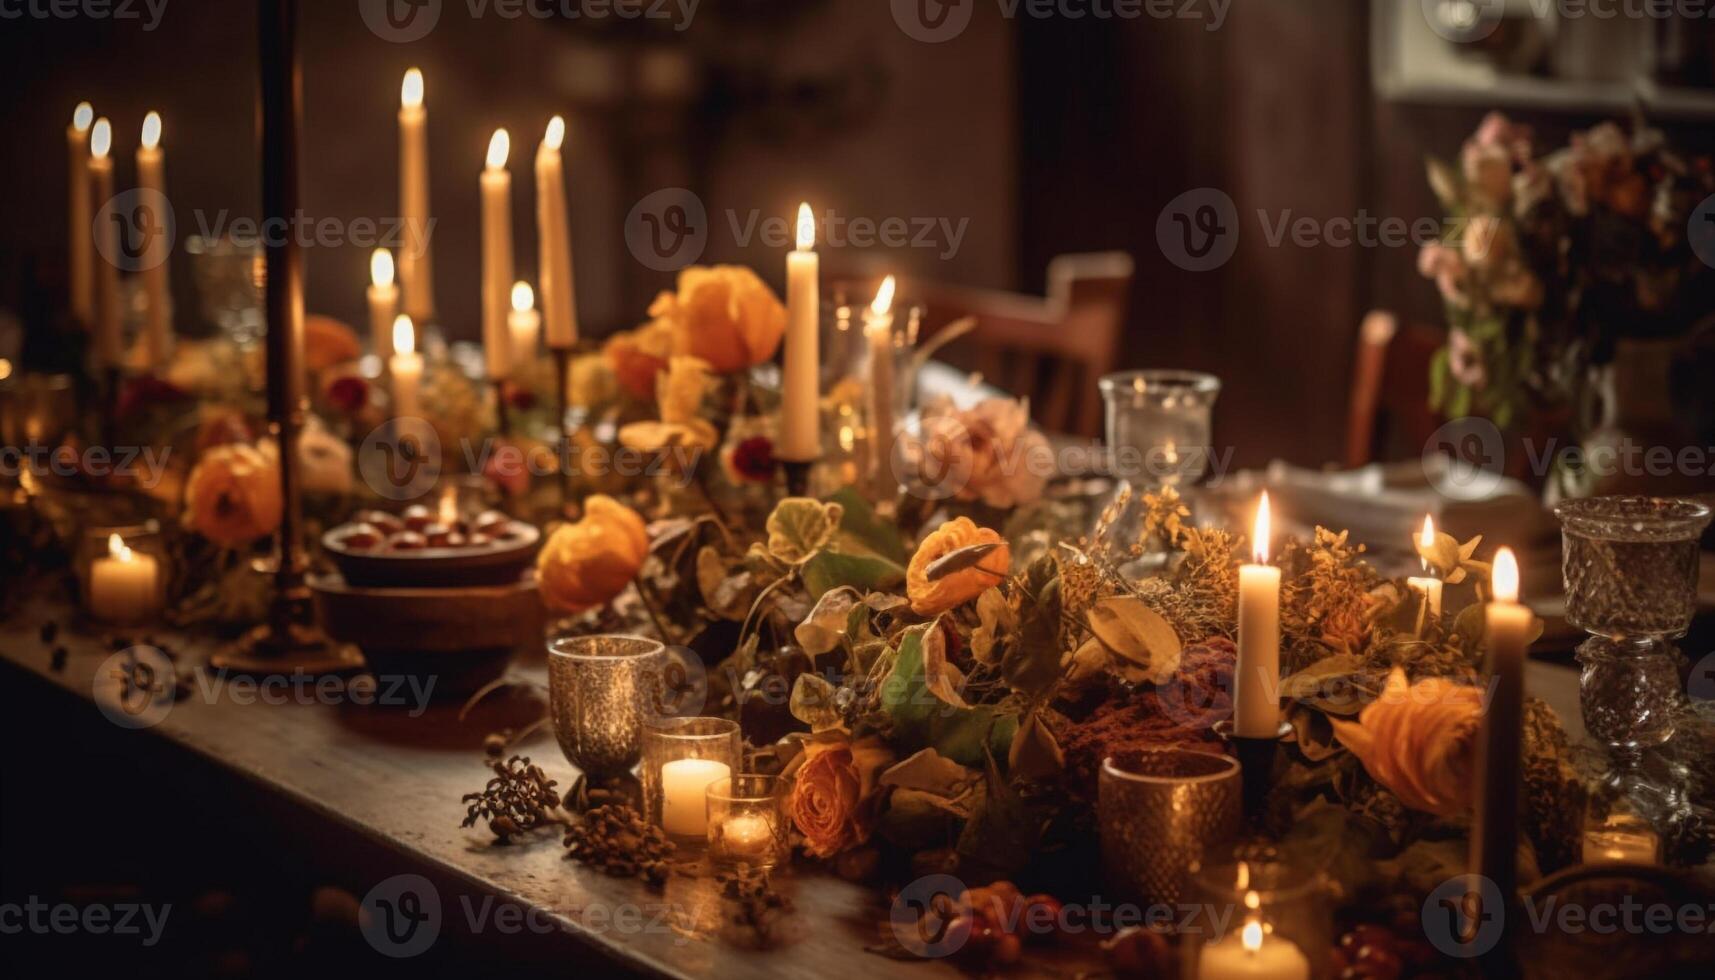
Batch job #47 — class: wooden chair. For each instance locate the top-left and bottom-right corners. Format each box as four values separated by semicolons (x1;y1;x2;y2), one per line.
1344;310;1444;468
902;252;1132;437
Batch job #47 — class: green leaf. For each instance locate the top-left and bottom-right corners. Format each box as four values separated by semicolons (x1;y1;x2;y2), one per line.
881;625;1017;766
766;497;842;565
801;550;905;599
795;586;862;657
789;673;844;732
825;486;909;565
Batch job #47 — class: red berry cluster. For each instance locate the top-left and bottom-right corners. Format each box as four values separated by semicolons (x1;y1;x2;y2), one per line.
1330;923;1441;980
939;881;1062;968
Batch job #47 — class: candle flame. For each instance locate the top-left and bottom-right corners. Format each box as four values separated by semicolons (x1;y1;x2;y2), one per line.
544;115;565;151
107;532;132;562
1420;514;1435;550
1252;492;1271;563
438;486;458;526
141;111;161;151
371;248;395;288
1492;547;1519;604
401;68;424;109
1243;889;1260;910
486;129;510;170
393;315;416;357
73;102;94;132
511;281;534;313
1241;919;1264;953
796;202;815;251
870;275;896;318
0;359;11;382
90;118;112;160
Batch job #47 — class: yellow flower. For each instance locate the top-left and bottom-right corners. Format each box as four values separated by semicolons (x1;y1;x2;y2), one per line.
787;735;895;858
536;495;650;613
906;517;1011;616
183;442;283;548
617;356;719;453
1329;667;1481;817
655;265;786;373
303;314;363;374
603;317;672;400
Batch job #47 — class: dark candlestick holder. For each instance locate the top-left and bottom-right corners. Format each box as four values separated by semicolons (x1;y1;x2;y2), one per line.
552;346;572;513
779;458;817;499
1212;719;1291;826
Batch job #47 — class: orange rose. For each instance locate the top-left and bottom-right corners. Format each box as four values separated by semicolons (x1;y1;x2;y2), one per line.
183;442;283;548
303;315;363;374
536;495;650;612
603;318;672;400
1329;667;1481;817
906;517;1011;616
787;735;895;858
655;266;787;373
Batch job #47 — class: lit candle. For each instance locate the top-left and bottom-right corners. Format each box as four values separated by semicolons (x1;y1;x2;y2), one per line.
136;111;171;371
661;757;729;837
865;275;897;497
480;128;514;382
1197;917;1311;980
88;117;122;369
1581;826;1659;864
89;533;161;625
68;101;95;325
779;203;820;462
368;248;398;361
1408;515;1444;620
534;115;577;350
508;281;540;361
1235;493;1283;738
718;812;776;860
390;315;423;420
1472;547;1530;909
397;69;435;324
437;485;459;527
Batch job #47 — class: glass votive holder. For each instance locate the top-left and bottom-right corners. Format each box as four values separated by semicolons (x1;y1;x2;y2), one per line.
641;717;742;839
75;521;168;626
1181;845;1331;980
706;774;789;868
1098;749;1242;906
546;634;666;780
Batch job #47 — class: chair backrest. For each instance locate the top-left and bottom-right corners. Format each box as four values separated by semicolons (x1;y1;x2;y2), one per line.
912;251;1132;436
1345;309;1443;468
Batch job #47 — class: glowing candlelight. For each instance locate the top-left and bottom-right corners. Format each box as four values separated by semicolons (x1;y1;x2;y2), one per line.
68;102;95;324
481;128;514;381
88;117;122;368
866;275;898;499
1472;546;1530;911
535;114;577;350
368;248;398;360
508;280;540;360
780;202;821;463
1235;493;1283;738
398;68;435;323
390;315;423;420
89;533;162;625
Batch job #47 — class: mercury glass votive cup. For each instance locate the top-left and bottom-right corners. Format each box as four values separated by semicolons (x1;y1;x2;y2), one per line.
706;774;790;868
547;635;666;779
1098;749;1242;906
1554;496;1711;755
641;716;743;838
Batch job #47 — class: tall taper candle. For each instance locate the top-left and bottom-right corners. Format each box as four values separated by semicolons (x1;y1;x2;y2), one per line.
1235;492;1283;738
88;118;122;369
398;69;435;324
481;128;514;382
780;203;820;462
1472;547;1529;915
535;115;577;350
136;111;171;370
68;102;95;325
368;249;398;360
865;275;897;499
509;281;540;359
390;315;422;420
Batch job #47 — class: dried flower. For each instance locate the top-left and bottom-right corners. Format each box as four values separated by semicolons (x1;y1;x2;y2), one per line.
536;495;650;612
787;735;894;858
906;518;1011;616
1329;667;1481;817
654;265;787;373
903;395;1052;508
563;804;675;884
460;755;563;842
183;442;283;548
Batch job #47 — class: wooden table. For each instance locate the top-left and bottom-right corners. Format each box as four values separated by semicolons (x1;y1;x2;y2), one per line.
0;597;1588;978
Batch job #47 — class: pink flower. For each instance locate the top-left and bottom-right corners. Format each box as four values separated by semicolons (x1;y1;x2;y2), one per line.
1448;329;1488;390
1418;244;1469;309
907;395;1051;509
1460;215;1512;271
1461;141;1514;210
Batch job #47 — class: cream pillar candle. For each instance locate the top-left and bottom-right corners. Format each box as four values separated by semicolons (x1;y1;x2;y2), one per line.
89;533;161;625
136;111;171;370
397;69;435;324
68;102;95;325
779;203;820;462
534;115;577;350
1235;492;1283;738
1197;919;1311;980
390;315;423;420
368;249;398;360
661;758;729;836
1472;547;1530;908
865;275;897;496
480;129;513;382
88;118;122;369
508;281;540;360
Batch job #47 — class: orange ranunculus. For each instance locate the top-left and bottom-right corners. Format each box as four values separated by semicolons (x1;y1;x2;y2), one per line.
906;517;1011;616
604;317;673;400
655;265;787;373
1329;667;1482;817
183;442;283;548
787;735;895;858
303;315;364;374
536;494;650;613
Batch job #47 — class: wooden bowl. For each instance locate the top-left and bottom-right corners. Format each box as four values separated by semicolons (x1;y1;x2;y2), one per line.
320;523;540;589
309;571;545;698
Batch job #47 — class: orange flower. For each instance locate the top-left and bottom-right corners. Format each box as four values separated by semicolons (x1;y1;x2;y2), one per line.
655;266;787;373
183;442;283;548
536;495;650;613
603;318;672;400
906;517;1011;616
303;315;363;374
787;735;895;858
1329;667;1482;817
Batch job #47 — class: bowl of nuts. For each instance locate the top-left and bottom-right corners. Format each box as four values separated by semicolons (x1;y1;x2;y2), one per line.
322;506;541;589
